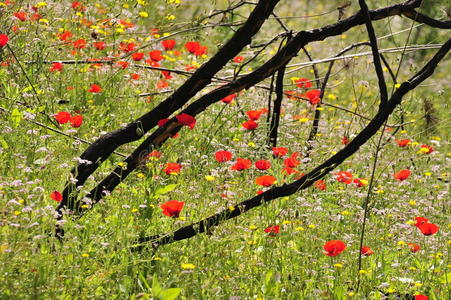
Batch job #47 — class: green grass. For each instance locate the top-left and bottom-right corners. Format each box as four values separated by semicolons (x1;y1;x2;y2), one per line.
0;0;449;299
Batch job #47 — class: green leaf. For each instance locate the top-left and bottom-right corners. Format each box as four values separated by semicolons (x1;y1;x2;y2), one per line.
0;137;8;149
159;288;181;300
152;274;162;295
154;184;178;197
11;108;22;127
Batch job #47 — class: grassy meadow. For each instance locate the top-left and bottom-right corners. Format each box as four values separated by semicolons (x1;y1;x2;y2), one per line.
0;0;449;299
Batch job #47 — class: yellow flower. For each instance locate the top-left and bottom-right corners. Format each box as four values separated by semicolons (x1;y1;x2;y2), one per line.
181;263;196;270
334;263;343;268
308;224;316;229
228;206;235;211
138;12;149;18
282;220;291;225
152;257;162;261
327;94;336;100
81;253;90;258
205;175;215;181
397;241;406;246
138;0;147;4
36;2;47;7
13;211;21;216
249;225;257;230
295;226;305;231
166;15;176;20
298;117;309;123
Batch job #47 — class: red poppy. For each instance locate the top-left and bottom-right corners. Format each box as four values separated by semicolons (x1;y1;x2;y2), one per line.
233;56;244;63
73;39;87;49
132;52;145;61
242;120;258;130
255;160;271;170
221;94;236;104
264;225;280;236
69;115;83;128
119;42;136;53
157;118;170;127
0;34;9;48
50;62;64;72
149;50;163;62
88;84;102;93
414;295;428;300
353;178;367;187
417;223;439;236
93;41;106;50
215;150;232;163
71;1;85;11
160;200;184;218
361;246;374;256
185;41;200;54
246;110;263;121
323;240;346;257
393;169;411;181
117;61;129;69
255;175;276;187
315;180;326;191
341;136;350;145
156;80;169;89
14;11;27;21
58;31;72;42
163;163;181;175
414;217;429;227
335;171;353;184
408;243;420;253
161;71;172;80
54;111;71;124
50;191;63;202
305;89;321;105
396;139;410;147
161;39;176;50
419;144;433;154
283;167;300;176
231;158;252;171
147;150;162;159
131;73;140;80
176;113;196;129
284;152;301;168
272;147;288;158
295;78;312;88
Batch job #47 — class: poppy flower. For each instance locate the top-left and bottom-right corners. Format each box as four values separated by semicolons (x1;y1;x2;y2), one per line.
394;169;411;181
414;295;428;300
295;78;312;88
305;89;321;105
156;80;169;89
185;41;200;54
14;11;27;21
264;225;280;236
221;94;236;104
93;41;106;50
417;223;439;236
231;158;252;171
255;160;271;170
335;171;353;184
131;73;140;80
119;42;136;53
73;39;87;49
361;246;374;256
408;243;420;253
242;120;258;130
71;1;85;11
414;217;429;227
157;118;170;127
323;240;346;257
117;61;129;69
147;150;162;159
233;56;244;63
50;191;63;202
54;111;71;124
315;180;326;191
341;136;350;145
160;200;184;218
353;178;367;187
419;144;433;154
176;113;196;129
58;31;72;41
69;115;83;128
246;110;263;121
396;139;410;147
132;52;145;61
284;152;301;168
0;34;9;48
161;71;172;80
255;175;277;187
215;150;232;163
163;163;181;175
272;147;288;158
88;84;102;93
161;39;176;50
149;50;163;62
50;62;64;72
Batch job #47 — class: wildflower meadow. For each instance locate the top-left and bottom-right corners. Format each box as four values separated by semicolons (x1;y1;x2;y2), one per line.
0;0;449;299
